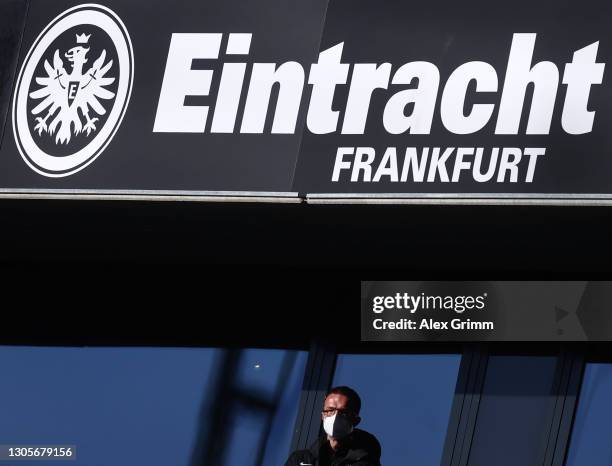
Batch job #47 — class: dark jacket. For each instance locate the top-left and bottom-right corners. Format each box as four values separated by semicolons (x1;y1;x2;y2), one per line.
285;429;381;466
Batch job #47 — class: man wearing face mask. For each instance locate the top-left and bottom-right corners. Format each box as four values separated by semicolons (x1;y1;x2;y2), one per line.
284;386;382;466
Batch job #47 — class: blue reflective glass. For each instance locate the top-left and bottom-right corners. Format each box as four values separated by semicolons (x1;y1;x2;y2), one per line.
332;353;460;466
0;347;219;466
236;349;290;397
261;351;308;466
0;346;306;466
565;363;612;466
222;410;266;466
467;355;558;466
221;350;308;466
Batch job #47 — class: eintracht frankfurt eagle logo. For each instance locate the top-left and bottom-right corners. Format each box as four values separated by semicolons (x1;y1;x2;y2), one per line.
31;32;115;144
12;4;133;177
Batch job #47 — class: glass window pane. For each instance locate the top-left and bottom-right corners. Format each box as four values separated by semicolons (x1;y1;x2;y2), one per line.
332;353;461;466
467;355;558;466
237;348;291;397
565;363;612;466
261;351;308;466
0;346;306;466
0;347;219;466
221;410;267;466
223;350;308;466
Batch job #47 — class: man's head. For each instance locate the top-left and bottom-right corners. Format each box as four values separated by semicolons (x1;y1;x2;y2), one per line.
321;386;362;439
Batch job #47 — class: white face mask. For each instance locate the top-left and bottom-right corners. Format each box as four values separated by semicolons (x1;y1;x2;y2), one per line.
323;413;354;439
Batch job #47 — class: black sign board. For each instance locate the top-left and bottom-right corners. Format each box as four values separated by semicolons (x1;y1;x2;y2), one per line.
0;0;327;195
2;0;612;203
295;0;612;202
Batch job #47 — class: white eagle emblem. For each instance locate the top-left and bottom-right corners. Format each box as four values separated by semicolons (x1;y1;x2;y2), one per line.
29;32;116;144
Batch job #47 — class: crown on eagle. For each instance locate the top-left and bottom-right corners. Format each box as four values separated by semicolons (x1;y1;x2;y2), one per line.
76;33;91;44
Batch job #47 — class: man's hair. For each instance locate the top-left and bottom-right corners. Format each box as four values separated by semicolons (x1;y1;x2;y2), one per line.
326;386;361;415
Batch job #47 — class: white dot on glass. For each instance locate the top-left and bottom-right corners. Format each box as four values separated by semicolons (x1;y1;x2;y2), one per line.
254;364;261;369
